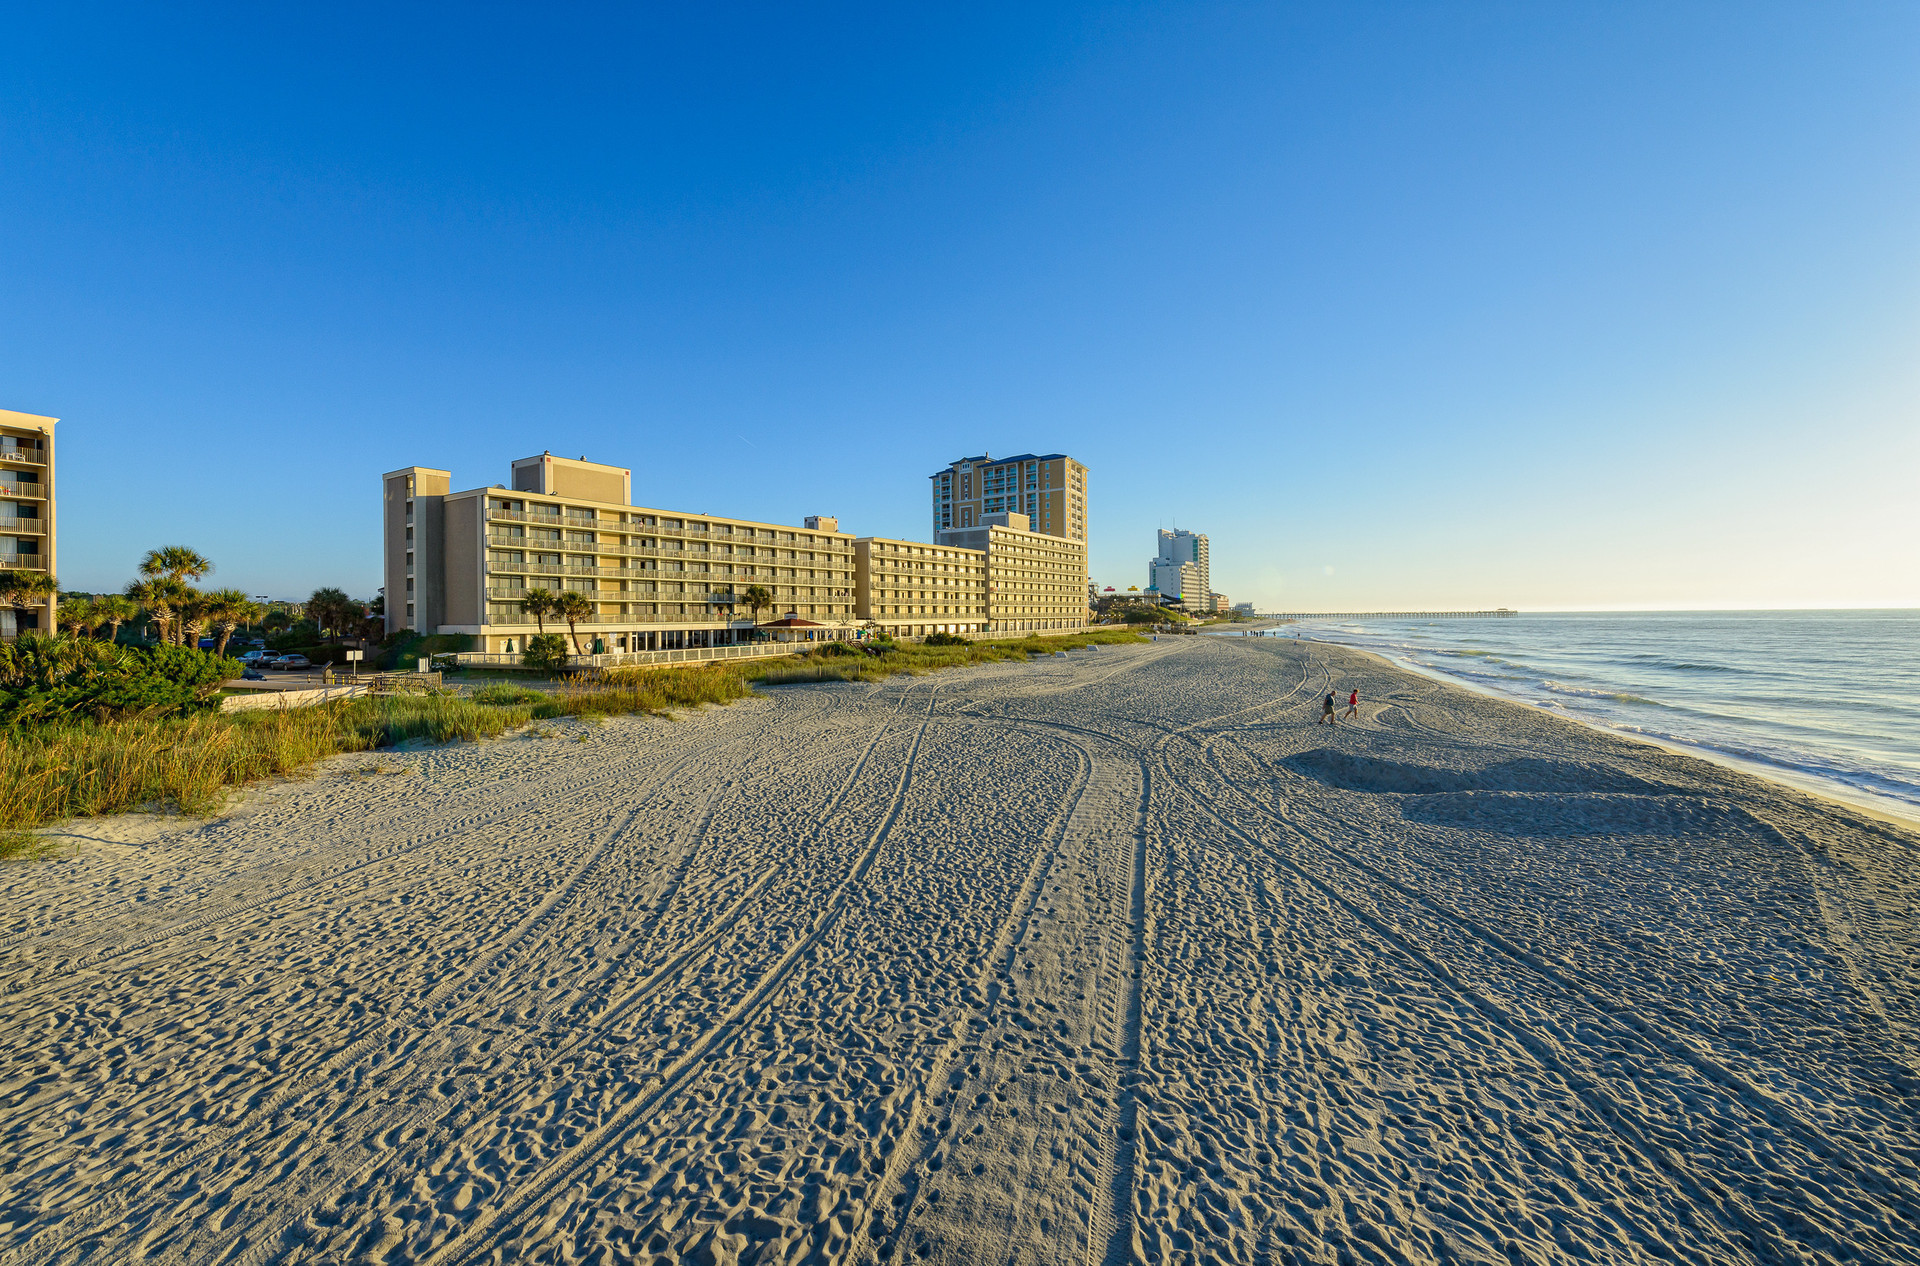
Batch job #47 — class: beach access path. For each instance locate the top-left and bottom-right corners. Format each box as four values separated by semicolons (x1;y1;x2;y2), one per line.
4;637;1918;1266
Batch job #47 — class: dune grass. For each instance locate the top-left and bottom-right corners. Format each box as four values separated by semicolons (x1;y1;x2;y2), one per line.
747;628;1144;685
0;666;756;858
0;632;1137;858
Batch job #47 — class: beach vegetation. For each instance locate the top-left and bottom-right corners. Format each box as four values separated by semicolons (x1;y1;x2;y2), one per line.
749;627;1143;686
522;633;571;672
555;590;594;654
519;588;558;634
0;636;236;727
0;627;1141;860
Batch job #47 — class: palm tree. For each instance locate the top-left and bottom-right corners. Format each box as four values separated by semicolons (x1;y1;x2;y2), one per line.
202;589;263;658
555;590;594;655
520;588;558;634
0;570;58;637
177;589;214;651
92;593;137;643
138;546;212;642
126;577;189;644
57;595;98;640
140;545;212;584
308;587;352;644
742;584;773;625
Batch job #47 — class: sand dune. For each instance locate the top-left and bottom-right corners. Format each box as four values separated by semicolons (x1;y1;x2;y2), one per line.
4;637;1918;1265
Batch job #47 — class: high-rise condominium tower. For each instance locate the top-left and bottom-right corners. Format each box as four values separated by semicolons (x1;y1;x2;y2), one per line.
930;453;1088;544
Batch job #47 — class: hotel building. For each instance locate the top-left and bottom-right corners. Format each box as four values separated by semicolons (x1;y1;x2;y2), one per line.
931;453;1088;544
383;453;856;653
853;537;989;639
0;409;57;639
937;512;1089;633
1148;528;1210;609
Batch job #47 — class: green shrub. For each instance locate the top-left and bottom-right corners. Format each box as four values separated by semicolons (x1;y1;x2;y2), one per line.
522;633;571;673
0;636;237;726
923;631;970;646
379;631;474;670
472;682;547;706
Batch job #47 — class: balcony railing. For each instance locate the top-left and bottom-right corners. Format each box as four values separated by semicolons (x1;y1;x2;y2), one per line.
484;507;849;553
0;447;47;466
480;610;746;626
0;483;47;500
0;519;48;535
487;587;736;603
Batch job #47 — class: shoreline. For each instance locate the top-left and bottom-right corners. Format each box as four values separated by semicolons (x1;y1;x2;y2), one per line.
1281;628;1920;832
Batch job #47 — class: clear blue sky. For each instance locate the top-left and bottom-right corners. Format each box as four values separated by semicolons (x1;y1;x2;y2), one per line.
4;3;1915;610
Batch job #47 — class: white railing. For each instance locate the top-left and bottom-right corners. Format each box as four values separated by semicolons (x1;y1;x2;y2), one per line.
485;508;850;554
451;641;805;670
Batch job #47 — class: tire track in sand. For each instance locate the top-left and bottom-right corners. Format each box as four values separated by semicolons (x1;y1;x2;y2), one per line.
1153;734;1836;1266
421;686;945;1266
0;688;861;965
14;739;738;1266
205;686;929;1266
1206;724;1920;1224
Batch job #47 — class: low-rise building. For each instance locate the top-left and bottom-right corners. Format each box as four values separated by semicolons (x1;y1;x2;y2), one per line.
854;537;989;639
936;512;1088;634
384;453;857;653
0;408;57;639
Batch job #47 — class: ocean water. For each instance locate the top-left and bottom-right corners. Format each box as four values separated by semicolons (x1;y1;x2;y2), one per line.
1255;611;1920;821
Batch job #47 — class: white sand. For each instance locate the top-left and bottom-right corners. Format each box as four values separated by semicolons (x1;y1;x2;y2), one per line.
4;637;1918;1265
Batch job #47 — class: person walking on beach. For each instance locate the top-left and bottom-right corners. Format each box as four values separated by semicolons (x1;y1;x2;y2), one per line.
1319;691;1336;724
1344;688;1358;720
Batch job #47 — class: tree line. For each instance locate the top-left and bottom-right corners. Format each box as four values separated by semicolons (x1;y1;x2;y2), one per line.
0;546;379;656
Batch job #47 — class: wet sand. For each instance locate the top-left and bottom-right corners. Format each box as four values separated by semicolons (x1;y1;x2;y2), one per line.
4;636;1918;1265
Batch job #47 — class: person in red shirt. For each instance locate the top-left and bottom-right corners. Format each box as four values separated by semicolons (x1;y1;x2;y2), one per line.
1344;688;1358;720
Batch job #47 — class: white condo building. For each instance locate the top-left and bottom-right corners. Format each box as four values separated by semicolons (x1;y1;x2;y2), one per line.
1147;528;1210;608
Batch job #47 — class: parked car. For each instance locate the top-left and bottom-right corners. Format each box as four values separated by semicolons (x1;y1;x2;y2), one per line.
239;650;272;666
241;668;267;681
270;654;312;670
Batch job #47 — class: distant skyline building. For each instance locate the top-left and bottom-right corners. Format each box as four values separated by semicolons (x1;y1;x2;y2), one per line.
1148;528;1210;609
930;452;1088;544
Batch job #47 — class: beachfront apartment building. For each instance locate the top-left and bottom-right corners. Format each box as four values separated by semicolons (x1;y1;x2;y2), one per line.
931;453;1088;544
854;537;989;639
1152;528;1210;607
1147;560;1201;608
383;453;857;654
0;409;57;640
937;512;1090;633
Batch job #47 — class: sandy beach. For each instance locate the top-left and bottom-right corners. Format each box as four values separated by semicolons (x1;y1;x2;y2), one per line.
4;636;1918;1266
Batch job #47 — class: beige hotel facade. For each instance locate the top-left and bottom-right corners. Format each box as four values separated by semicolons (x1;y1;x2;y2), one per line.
1;408;57;639
385;454;856;653
387;451;1089;652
